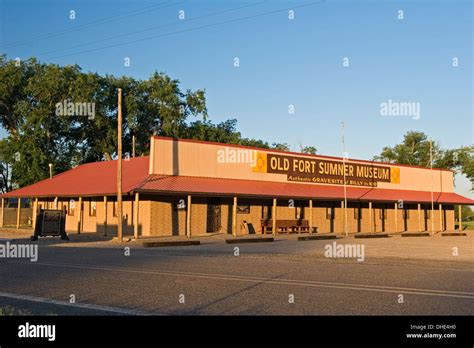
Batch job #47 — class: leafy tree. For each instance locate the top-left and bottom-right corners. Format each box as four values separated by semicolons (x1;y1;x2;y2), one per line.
271;142;291;152
374;131;473;189
301;146;317;155
0;56;207;187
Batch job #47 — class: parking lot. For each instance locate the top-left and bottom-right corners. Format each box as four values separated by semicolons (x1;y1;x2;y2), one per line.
0;229;473;315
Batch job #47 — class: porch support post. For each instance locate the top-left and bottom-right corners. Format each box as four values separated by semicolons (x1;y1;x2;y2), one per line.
232;196;237;237
417;203;421;232
394;202;398;233
32;198;38;229
103;196;108;236
272;198;277;236
78;196;82;234
309;199;313;234
369;201;373;233
133;192;139;240
54;197;58;209
16;197;21;229
1;197;4;227
439;203;443;232
186;195;191;238
458;205;462;232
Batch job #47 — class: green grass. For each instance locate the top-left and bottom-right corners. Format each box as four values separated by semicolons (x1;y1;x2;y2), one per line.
462;221;474;230
0;305;31;316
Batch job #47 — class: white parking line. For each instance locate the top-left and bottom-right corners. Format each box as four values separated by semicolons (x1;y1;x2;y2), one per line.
0;291;151;315
11;260;474;300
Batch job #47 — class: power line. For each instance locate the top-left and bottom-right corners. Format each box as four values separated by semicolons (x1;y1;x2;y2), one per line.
2;0;181;49
40;1;266;58
46;1;324;61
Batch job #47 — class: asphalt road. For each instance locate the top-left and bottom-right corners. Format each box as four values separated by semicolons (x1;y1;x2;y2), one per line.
0;236;473;315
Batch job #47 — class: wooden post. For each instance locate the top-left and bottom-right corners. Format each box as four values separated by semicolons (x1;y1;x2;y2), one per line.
103;196;108;236
32;198;38;229
186;195;191;238
232;196;237;237
309;199;313;234
458;205;462;232
78;197;82;233
117;88;123;242
417;203;421;232
54;197;58;209
16;197;21;229
439;204;443;232
394;202;398;233
369;201;373;233
272;198;277;236
1;197;4;227
133;192;139;240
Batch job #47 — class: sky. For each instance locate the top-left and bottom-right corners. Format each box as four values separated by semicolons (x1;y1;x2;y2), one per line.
0;0;472;198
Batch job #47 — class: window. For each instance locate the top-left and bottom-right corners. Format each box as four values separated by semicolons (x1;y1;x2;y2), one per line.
89;199;97;217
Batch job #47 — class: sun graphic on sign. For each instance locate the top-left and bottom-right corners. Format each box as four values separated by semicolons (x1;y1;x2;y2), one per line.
252;152;267;173
390;167;400;184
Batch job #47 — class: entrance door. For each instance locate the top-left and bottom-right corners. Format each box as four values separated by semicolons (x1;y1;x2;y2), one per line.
206;198;221;233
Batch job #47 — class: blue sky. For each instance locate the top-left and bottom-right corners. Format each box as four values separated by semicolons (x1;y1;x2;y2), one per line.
0;0;472;197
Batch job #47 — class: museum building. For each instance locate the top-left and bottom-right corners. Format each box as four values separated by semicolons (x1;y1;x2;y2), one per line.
1;136;473;238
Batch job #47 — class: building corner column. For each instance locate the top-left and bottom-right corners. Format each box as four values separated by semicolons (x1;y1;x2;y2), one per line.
309;199;313;234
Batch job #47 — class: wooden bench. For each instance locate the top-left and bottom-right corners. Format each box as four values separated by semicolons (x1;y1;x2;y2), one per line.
261;219;312;234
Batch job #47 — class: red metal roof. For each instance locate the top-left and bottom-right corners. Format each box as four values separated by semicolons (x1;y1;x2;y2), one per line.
1;156;150;198
137;175;474;205
2;155;472;205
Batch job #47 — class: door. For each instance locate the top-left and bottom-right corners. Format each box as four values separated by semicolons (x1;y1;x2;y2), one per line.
206;198;221;233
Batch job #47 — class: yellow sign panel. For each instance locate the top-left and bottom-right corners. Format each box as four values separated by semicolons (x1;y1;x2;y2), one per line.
390;167;400;183
252;152;267;173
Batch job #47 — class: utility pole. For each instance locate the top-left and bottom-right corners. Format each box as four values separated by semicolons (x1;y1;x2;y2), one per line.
117;88;123;242
132;135;136;158
341;122;348;237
